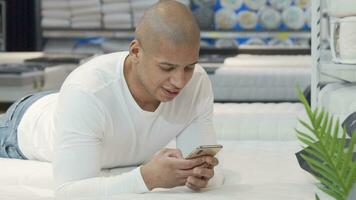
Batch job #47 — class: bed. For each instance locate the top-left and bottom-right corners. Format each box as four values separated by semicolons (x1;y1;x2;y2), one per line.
209;54;311;102
0;140;331;200
0;102;334;200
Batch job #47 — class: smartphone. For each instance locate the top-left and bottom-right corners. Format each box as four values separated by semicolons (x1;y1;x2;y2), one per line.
185;144;223;159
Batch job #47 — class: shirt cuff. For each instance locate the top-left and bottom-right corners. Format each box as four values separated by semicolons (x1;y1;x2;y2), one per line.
133;166;150;193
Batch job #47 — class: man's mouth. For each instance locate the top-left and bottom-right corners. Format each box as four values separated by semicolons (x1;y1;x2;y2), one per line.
162;87;179;98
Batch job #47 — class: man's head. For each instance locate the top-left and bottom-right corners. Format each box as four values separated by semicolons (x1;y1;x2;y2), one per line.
127;0;200;104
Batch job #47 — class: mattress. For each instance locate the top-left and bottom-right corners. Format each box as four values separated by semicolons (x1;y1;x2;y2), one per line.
210;55;311;102
317;82;356;122
213;103;305;140
0;140;332;200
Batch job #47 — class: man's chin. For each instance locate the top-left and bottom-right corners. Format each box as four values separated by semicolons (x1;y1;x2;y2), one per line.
158;96;176;102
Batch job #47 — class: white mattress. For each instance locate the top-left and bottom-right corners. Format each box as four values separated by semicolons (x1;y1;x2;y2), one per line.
213;103;305;140
210;55;311;102
0;140;332;200
318;82;356;122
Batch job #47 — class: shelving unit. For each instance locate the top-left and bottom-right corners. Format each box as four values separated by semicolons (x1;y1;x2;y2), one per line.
0;0;5;51
43;29;310;39
311;0;356;109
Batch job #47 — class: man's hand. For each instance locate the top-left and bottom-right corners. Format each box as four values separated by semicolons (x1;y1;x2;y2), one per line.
185;156;219;191
140;148;210;190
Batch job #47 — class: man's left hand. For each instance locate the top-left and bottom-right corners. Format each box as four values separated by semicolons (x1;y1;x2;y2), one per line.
184;156;219;191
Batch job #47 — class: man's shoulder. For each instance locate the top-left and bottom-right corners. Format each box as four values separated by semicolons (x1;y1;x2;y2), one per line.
61;51;127;91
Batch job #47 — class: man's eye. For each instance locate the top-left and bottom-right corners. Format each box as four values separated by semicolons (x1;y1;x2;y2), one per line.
160;66;174;71
185;66;195;71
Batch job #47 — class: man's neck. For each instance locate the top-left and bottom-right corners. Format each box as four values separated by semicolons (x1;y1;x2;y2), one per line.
123;56;160;112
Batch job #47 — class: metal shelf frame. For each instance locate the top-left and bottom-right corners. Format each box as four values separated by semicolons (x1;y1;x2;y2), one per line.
311;0;322;109
311;0;356;109
42;29;311;40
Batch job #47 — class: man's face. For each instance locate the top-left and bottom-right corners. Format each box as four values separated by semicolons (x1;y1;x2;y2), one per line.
136;40;199;102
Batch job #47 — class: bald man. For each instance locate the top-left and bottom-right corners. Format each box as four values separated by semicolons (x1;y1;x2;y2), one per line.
0;0;223;198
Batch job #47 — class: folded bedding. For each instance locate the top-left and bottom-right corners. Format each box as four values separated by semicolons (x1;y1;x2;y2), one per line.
318;82;356;122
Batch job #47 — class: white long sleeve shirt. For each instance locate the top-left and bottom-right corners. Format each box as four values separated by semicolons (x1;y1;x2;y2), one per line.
17;51;219;198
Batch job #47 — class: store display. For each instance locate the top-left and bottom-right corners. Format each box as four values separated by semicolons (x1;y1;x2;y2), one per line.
330;16;356;64
41;0;71;28
259;7;281;29
244;38;266;45
39;0;311;51
304;7;311;27
282;6;305;30
193;7;215;29
267;38;294;46
328;0;356;17
237;10;258;29
192;0;217;7
0;63;42;74
220;0;243;10
269;0;292;10
215;8;237;29
294;0;310;9
215;38;239;48
244;0;267;11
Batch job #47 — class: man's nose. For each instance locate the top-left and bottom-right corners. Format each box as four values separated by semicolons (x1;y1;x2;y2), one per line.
170;68;185;89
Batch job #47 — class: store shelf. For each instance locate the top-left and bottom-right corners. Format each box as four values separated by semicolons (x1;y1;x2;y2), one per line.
320;50;356;70
201;46;310;55
43;29;311;39
201;30;311;39
43;29;135;39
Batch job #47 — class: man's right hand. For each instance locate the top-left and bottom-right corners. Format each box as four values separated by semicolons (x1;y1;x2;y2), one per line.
140;148;212;190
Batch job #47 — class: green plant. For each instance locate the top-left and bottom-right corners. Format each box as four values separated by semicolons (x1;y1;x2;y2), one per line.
295;87;356;200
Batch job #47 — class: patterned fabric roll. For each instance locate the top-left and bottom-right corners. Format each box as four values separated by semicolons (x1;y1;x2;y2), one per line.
193;7;215;29
192;0;217;7
259;7;281;29
282;6;305;30
237;10;258;29
244;0;267;11
220;0;243;10
294;0;310;9
269;0;292;10
215;8;237;29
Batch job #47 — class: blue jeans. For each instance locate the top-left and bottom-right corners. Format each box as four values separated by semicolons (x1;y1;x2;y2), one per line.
0;91;54;159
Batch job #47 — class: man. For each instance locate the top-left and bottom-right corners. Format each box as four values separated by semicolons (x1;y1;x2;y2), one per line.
0;0;223;198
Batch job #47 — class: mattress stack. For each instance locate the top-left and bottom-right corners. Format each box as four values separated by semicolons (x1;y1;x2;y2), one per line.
210;55;311;102
69;0;102;29
317;82;356;123
102;0;132;29
41;0;71;28
131;0;158;27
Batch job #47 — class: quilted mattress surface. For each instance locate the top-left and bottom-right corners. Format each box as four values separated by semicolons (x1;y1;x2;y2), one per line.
0;140;332;200
213;103;305;140
210;55;311;102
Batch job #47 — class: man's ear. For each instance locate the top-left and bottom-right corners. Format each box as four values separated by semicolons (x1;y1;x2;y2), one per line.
129;39;141;63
